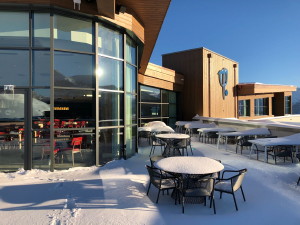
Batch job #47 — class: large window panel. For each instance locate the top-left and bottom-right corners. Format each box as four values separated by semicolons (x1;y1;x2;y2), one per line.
126;64;137;94
126;37;136;65
54;89;95;127
0;50;29;86
99;91;124;127
98;24;123;58
238;100;250;117
33;51;50;87
99;128;124;164
98;57;123;91
54;15;93;52
54;51;94;88
140;86;160;103
125;126;137;158
141;103;161;118
255;98;269;116
0;12;29;47
126;94;137;124
33;13;50;48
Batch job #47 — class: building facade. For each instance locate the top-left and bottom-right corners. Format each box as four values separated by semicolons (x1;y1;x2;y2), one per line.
0;0;171;171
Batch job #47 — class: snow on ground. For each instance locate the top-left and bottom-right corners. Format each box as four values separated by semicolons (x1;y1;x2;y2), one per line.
1;137;300;225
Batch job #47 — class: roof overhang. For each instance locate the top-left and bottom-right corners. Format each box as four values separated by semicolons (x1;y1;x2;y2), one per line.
237;83;297;95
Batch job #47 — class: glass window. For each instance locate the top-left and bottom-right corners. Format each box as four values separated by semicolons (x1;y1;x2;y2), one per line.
238;100;250;117
285;96;291;114
54;15;93;52
0;50;29;86
254;98;269;116
0;12;29;47
54;89;95;127
98;56;123;90
169;92;176;104
54;51;94;88
140;86;161;102
169;104;176;117
141;103;161;118
98;24;123;59
161;90;169;103
126;37;136;65
99;128;124;164
125;126;137;158
162;104;169;117
99;91;124;127
33;13;50;47
125;94;137;125
126;64;137;94
33;51;50;87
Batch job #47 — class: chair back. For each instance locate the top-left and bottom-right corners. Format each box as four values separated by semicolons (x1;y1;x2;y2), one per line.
232;169;247;191
146;165;163;188
180;176;215;197
71;137;83;151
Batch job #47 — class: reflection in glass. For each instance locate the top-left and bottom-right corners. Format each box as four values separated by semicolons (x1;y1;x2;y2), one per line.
126;94;137;124
54;51;94;88
54;89;95;127
126;37;136;65
169;91;177;104
0;90;25;171
162;104;169;117
54;15;93;52
98;57;123;90
0;12;29;47
169;104;176;117
140;85;160;102
33;13;50;47
126;64;137;94
141;103;161;118
33;51;50;86
0;50;29;86
99;91;124;127
99;128;123;164
125;126;137;158
161;90;169;103
98;24;123;58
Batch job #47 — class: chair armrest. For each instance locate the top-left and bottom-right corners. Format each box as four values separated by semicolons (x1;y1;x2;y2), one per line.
221;169;243;179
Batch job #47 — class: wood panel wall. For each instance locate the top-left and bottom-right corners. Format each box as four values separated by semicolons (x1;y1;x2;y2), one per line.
162;48;238;120
138;63;184;92
162;49;204;120
202;48;238;118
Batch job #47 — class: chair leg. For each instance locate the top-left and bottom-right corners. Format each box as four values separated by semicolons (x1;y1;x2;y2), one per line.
156;189;161;203
297;177;300;185
182;195;185;214
219;192;223;199
212;197;216;214
147;183;151;195
240;186;246;201
72;152;75;167
232;193;239;211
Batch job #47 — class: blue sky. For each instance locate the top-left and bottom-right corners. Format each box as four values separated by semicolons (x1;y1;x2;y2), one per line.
150;0;300;87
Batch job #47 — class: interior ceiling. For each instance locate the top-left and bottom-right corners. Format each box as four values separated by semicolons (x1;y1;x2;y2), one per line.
116;0;171;74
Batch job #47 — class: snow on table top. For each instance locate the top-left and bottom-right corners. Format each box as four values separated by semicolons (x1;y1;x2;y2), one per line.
155;133;190;139
151;126;175;133
154;156;224;175
249;133;300;146
220;128;270;137
197;127;236;133
184;122;216;129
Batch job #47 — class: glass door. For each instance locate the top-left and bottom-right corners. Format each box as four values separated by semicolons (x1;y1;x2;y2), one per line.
0;88;29;171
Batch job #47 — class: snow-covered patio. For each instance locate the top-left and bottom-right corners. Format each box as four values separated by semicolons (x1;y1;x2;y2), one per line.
1;138;300;225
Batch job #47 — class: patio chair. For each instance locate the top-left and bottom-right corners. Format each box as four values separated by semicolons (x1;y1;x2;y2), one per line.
149;135;164;157
235;136;253;154
138;130;151;145
272;145;294;164
176;176;216;214
214;168;247;211
60;137;83;166
146;165;176;203
297;177;300;185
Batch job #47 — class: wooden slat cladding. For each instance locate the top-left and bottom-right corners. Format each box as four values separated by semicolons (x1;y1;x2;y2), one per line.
139;63;184;92
96;0;115;19
103;12;144;42
202;48;239;119
237;83;296;96
163;48;238;120
138;74;183;92
163;48;204;120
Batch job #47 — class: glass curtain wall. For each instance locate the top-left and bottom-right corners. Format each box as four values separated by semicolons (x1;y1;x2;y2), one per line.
0;9;138;171
139;85;177;127
254;98;269;116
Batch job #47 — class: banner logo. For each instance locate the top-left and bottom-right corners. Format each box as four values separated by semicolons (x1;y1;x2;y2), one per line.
218;68;228;99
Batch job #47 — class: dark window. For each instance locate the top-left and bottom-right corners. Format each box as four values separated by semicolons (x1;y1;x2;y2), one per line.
140;86;161;102
254;98;269;116
238;100;250;117
33;13;50;48
285;96;292;114
33;51;50;86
